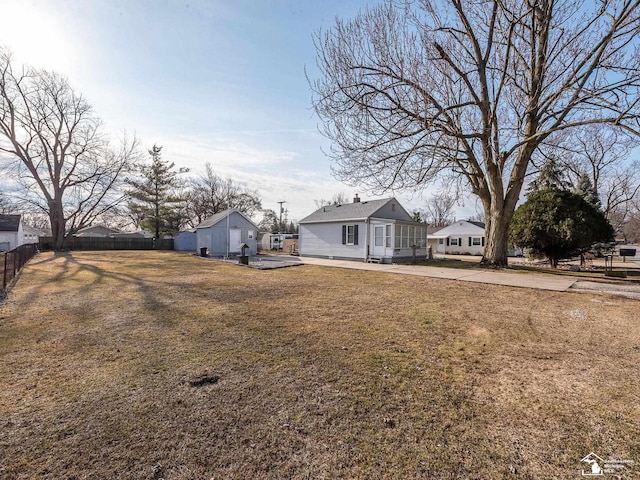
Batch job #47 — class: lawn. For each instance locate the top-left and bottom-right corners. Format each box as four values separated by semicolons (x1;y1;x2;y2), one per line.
1;251;639;479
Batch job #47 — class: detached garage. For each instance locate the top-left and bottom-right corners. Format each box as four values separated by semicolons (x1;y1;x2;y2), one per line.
195;210;258;257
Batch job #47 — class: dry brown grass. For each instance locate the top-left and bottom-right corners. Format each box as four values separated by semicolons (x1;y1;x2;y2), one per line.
0;251;639;479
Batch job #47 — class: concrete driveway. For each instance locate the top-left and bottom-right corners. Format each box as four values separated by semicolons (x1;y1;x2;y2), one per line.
297;257;577;292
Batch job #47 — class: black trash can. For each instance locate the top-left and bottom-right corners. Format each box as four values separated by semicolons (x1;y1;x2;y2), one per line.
200;247;208;257
238;255;249;265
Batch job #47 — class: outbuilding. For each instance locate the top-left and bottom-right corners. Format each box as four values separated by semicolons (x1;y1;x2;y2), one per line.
195;210;258;257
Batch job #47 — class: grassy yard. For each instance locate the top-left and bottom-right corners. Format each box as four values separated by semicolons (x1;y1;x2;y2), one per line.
1;251;639;479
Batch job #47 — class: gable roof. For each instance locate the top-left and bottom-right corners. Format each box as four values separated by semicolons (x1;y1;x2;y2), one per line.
196;209;257;229
429;220;486;238
74;225;121;237
0;214;21;232
299;197;412;223
468;220;486;229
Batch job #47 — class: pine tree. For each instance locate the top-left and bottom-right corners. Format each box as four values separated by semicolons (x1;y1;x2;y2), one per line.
574;173;601;209
527;157;571;194
127;145;185;239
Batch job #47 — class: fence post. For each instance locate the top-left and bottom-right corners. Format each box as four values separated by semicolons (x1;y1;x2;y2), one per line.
2;253;7;289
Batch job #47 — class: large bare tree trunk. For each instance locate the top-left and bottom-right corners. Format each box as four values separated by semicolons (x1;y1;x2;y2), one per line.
49;200;66;250
482;213;511;268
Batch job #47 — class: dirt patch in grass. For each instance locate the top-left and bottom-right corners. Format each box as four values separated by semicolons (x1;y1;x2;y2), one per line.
0;251;639;479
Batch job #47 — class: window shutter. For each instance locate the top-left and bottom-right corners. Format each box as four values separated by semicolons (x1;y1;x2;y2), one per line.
354;225;359;245
446;237;450;246
459;238;462;246
342;225;346;245
469;237;472;247
482;237;485;247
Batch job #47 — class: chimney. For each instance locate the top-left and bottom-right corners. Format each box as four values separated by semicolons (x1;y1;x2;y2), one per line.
353;194;361;203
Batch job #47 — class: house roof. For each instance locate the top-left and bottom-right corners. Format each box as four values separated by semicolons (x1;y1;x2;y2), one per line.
429;220;486;238
468;220;486;229
299;198;411;223
0;214;21;232
196;209;257;229
74;225;121;237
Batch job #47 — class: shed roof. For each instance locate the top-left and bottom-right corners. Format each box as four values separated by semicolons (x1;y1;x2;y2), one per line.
196;209;257;229
300;198;411;223
0;214;21;232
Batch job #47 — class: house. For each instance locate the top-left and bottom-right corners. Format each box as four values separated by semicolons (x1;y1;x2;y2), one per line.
22;225;48;245
428;220;486;255
195;210;258;256
298;195;427;263
74;225;121;237
0;214;24;251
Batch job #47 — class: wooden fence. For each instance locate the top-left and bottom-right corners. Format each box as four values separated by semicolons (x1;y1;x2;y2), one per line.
2;243;39;291
38;236;174;251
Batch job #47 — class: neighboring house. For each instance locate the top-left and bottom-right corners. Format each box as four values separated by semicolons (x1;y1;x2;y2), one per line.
174;229;197;251
428;220;486;255
74;225;121;237
0;214;24;251
22;225;48;245
196;210;258;256
112;230;152;238
298;195;427;263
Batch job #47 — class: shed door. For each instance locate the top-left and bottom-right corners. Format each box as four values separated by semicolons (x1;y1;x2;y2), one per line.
229;229;241;253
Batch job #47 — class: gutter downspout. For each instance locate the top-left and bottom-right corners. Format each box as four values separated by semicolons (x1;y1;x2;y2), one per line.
364;218;369;262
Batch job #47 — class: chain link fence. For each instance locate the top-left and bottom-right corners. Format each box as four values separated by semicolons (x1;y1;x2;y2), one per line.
2;244;39;293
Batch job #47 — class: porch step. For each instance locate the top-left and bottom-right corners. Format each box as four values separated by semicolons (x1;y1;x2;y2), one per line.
367;256;382;263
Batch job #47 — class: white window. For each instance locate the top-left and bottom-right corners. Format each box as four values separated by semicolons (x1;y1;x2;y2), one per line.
248;230;254;239
450;238;459;246
385;225;392;247
472;237;482;246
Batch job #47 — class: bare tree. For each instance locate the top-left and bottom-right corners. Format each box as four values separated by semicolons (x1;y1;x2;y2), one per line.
185;162;262;226
423;192;456;227
0;50;139;249
314;192;351;208
553;125;640;229
311;0;640;267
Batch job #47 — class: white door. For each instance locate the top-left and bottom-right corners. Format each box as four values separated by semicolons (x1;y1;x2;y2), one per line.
372;225;386;257
229;229;241;253
437;238;445;253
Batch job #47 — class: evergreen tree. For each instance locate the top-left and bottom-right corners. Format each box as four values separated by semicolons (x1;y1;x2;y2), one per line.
527;157;571;194
574;173;601;209
510;189;614;268
127;145;185;238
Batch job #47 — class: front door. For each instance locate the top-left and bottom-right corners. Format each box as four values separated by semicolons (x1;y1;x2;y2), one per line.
372;225;386;257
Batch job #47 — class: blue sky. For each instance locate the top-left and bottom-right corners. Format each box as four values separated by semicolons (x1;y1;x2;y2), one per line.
0;0;471;222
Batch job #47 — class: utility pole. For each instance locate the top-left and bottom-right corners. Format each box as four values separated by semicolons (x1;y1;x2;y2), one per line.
277;201;286;233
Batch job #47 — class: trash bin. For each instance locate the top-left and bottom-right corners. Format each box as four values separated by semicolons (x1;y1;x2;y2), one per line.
200;247;207;257
238;255;249;265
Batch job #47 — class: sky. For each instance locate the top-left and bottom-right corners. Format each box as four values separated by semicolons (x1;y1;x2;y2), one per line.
0;0;478;223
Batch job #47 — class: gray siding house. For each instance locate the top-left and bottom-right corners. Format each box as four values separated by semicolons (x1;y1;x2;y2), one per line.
196;210;258;257
299;196;427;263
